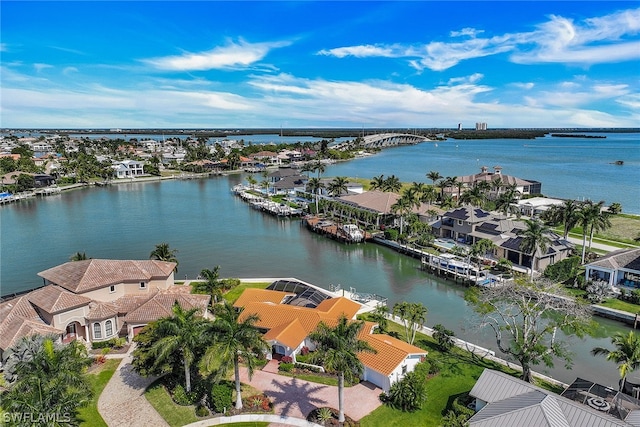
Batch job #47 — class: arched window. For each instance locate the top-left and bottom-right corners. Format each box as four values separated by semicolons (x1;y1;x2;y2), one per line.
105;320;113;337
93;322;102;339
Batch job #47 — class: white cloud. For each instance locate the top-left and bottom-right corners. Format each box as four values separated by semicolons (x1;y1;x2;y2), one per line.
34;63;53;72
143;38;291;71
319;7;640;70
317;44;399;58
511;82;535;90
63;67;78;75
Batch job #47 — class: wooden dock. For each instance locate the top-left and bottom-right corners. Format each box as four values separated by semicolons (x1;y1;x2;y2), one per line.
302;216;371;244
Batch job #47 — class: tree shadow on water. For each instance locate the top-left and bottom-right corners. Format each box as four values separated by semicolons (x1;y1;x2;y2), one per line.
265;377;330;418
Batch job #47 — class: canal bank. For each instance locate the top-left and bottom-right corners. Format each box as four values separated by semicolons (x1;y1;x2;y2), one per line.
0;174;635;388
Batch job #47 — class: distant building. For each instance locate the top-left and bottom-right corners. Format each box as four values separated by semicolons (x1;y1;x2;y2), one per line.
475;122;487;130
458;123;463;131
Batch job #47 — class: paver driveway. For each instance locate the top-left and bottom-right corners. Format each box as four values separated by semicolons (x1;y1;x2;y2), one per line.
240;365;383;421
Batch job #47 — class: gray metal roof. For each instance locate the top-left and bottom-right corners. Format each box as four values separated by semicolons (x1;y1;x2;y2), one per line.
469;370;632;427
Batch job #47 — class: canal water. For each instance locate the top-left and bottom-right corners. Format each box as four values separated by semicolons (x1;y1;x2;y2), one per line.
0;173;632;387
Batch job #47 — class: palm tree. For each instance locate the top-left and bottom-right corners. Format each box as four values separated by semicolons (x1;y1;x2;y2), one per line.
192;266;223;304
592;331;640;393
519;219;551;280
246;175;257;189
392;302;428;345
383;175;402;193
543;200;580;239
2;335;93;424
426;170;442;186
312;160;326;179
495;185;520;217
587;201;611;253
327;176;349;197
308;316;376;423
202;301;269;410
149;302;208;392
370;174;385;191
577;200;603;263
306;177;324;214
70;251;88;261
150;242;179;272
490;176;503;198
460;186;484;208
420;185;437;208
391;195;413;235
470;239;496;274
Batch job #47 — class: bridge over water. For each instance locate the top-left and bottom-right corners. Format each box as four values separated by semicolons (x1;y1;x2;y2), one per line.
334;132;430;150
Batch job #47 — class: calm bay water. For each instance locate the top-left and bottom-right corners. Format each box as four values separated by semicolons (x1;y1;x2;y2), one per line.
0;168;633;386
328;132;640;214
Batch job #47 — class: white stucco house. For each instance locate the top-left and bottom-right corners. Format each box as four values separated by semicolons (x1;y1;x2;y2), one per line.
585;248;640;291
113;160;145;179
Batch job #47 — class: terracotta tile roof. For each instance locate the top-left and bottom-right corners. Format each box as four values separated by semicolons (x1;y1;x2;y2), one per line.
86;302;119;320
263;318;308;349
113;294;154;314
239;301;324;334
0;296;63;351
358;333;427;376
124;293;210;324
27;285;92;314
316;297;361;319
233;288;295;309
37;259;176;294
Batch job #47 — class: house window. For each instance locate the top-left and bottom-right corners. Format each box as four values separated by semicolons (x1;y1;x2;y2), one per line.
457;220;463;225
93;323;102;339
402;365;407;375
109;285;116;293
140;282;146;289
105;320;113;337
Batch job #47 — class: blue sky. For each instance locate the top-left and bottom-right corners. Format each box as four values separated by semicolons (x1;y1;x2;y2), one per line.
1;1;639;129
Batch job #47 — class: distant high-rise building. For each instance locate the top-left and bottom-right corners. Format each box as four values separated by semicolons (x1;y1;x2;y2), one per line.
457;123;463;130
475;122;487;130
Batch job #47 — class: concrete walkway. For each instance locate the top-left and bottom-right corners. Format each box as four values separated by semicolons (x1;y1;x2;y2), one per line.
97;347;169;427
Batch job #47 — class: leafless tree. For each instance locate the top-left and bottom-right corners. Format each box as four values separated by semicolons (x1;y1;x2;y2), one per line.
465;278;593;382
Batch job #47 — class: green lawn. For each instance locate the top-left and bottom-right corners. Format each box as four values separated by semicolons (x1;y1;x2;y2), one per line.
599;298;640;314
223;282;271;304
145;380;201;427
78;359;121;427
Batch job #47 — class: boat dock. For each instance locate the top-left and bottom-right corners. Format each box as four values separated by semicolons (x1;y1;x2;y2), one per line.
422;253;506;287
302;216;371;243
232;185;303;217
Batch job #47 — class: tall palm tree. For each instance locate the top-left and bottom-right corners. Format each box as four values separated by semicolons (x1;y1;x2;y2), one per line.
192;266;223;304
202;301;269;410
391;195;413;235
592;331;640;393
150;242;179;272
306;177;324;214
491;176;504;198
149;302;208;392
470;238;496;274
419;185;437;208
370;174;385;191
327;176;349;197
519;219;551;279
426;170;442;186
495;185;520;217
309;316;376;423
587;201;611;253
460;186;484;208
543;200;580;239
383;175;402;193
577;200;600;263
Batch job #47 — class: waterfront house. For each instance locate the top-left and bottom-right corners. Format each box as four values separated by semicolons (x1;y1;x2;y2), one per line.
455;166;542;200
113;160;145;179
337;190;438;227
469;369;640;426
433;206;573;274
585;248;640;291
516;196;565;217
0;259;209;361
233;284;427;392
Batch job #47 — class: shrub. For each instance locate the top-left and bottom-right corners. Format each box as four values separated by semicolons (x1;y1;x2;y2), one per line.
280;355;293;363
172;384;198;406
244;394;271;411
278;362;294;372
544;256;581;283
294;363;321;373
195;405;209;417
383;372;427;412
384;229;399;241
412;360;431;381
301;346;310;356
210;384;233;413
94;354;106;364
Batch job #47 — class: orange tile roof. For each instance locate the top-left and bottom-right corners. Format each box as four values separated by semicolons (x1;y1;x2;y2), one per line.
316;297;361;319
233;288;295;309
359;334;427;376
27;285;92;314
38;259;176;294
239;301;324;334
263;318;308;349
